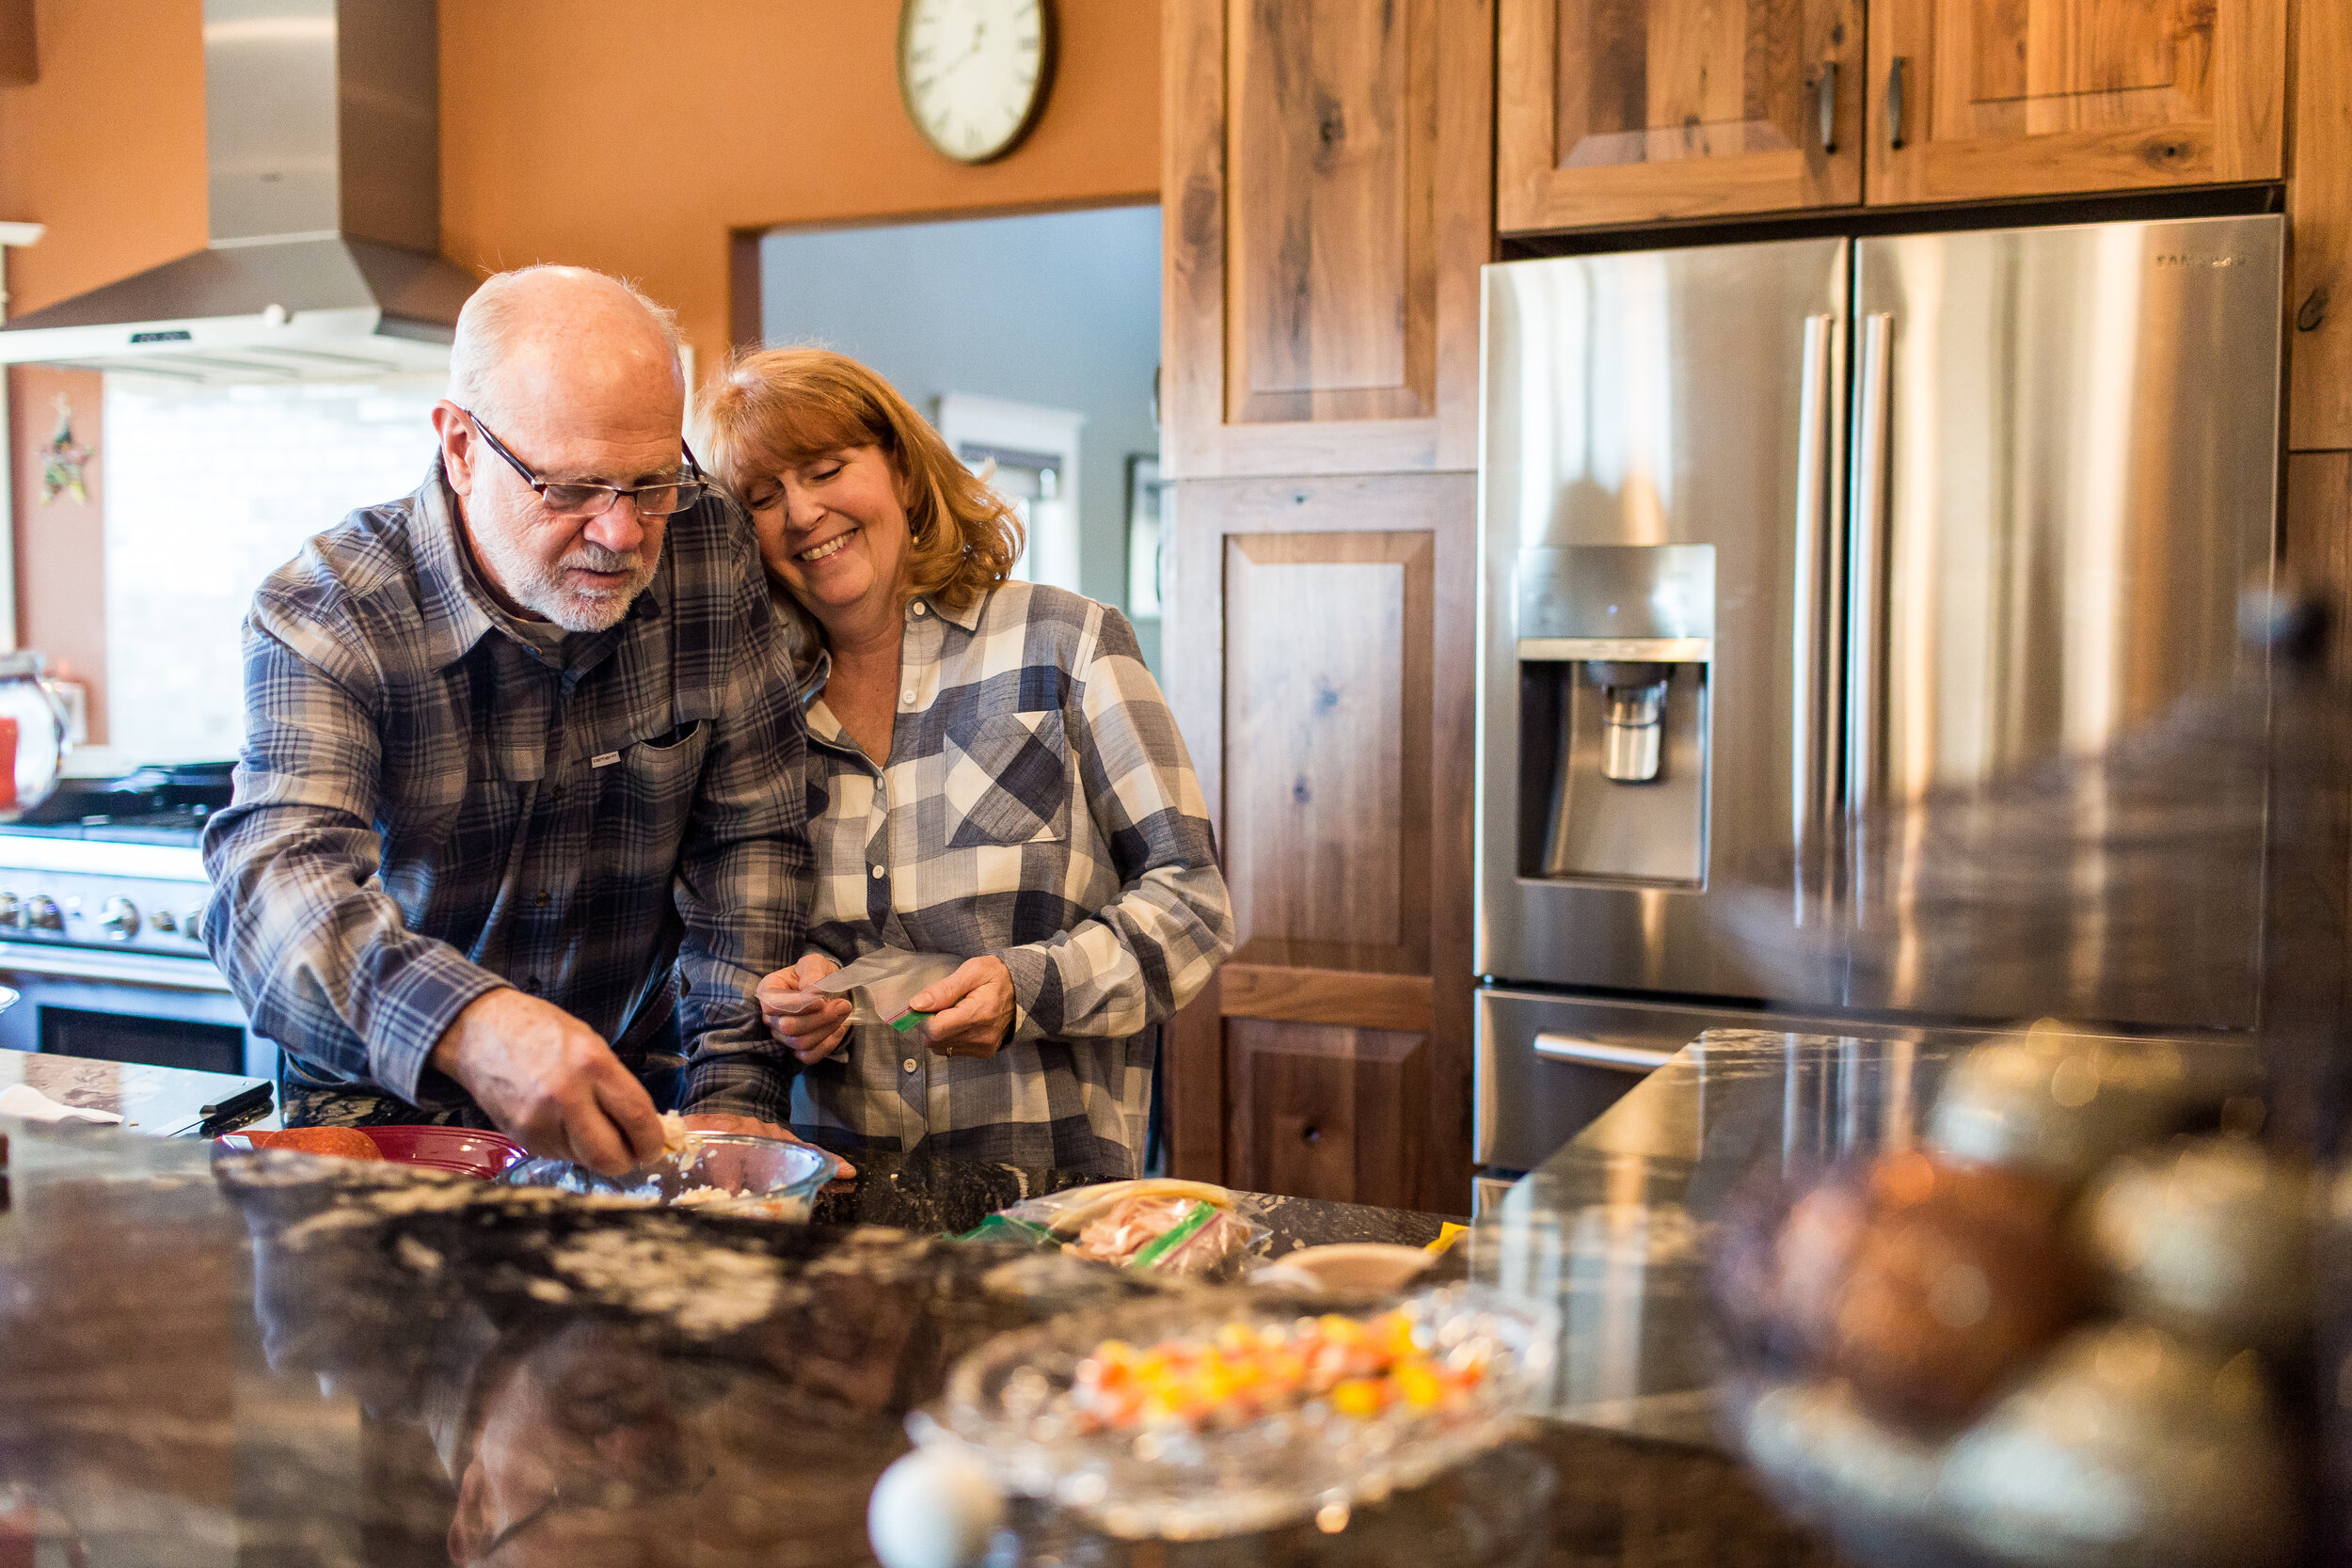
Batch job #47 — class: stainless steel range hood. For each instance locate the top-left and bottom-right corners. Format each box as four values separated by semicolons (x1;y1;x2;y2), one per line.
0;0;477;383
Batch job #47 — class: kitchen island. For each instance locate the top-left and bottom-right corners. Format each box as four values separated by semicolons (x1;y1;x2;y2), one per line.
0;1038;1844;1568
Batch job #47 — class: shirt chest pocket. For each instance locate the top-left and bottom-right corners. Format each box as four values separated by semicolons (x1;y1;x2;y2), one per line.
943;709;1070;847
596;718;710;812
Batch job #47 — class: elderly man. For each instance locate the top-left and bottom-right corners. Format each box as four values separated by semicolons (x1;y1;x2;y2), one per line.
204;265;818;1176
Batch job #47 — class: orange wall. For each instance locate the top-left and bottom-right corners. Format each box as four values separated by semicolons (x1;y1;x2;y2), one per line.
0;2;1155;742
0;0;205;318
439;0;1162;377
7;366;106;739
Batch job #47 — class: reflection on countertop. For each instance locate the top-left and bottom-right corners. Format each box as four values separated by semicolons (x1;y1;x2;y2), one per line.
1480;1028;2005;1446
0;1121;1490;1567
1472;1024;2263;1450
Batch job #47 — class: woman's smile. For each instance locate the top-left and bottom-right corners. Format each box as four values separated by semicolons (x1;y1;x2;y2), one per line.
796;530;856;564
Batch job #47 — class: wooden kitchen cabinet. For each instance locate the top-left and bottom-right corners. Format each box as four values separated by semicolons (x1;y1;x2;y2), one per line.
1159;475;1475;1213
1867;0;2285;204
1160;0;1492;478
1497;0;1866;233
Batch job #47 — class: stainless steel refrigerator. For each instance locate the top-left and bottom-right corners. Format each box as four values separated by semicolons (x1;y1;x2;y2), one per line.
1472;215;2285;1190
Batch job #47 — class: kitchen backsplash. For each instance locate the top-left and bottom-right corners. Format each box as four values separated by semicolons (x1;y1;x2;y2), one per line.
103;375;443;763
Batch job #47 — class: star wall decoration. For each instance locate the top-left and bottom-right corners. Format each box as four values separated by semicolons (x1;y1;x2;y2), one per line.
40;392;93;505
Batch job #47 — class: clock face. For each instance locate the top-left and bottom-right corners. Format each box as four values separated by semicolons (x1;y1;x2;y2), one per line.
898;0;1055;165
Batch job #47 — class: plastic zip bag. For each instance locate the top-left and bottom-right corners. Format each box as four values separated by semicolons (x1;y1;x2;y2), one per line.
952;1179;1274;1280
812;948;965;1034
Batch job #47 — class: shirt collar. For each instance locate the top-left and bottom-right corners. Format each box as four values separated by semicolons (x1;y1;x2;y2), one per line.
413;458;501;672
924;589;987;633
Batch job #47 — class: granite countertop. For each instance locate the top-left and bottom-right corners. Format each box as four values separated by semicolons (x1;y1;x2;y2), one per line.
0;1116;1494;1567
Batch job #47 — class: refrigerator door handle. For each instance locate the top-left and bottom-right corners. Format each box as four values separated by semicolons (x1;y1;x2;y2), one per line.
1848;311;1895;821
1792;314;1840;872
1532;1033;1678;1072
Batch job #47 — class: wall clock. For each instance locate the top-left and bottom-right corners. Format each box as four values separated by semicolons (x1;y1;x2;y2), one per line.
898;0;1056;165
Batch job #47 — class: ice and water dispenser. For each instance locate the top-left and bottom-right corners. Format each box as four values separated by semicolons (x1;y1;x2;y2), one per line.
1516;546;1714;885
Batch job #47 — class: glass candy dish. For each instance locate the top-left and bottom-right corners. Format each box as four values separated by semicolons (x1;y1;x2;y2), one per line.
919;1285;1555;1540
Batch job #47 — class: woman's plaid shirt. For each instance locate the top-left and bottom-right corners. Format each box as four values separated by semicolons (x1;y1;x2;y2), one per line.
789;581;1233;1175
201;462;812;1118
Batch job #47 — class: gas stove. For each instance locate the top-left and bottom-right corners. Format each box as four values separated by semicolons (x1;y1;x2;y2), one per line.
0;763;230;955
0;763;265;1078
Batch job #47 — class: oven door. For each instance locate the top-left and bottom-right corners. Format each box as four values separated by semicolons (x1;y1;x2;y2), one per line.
0;942;273;1079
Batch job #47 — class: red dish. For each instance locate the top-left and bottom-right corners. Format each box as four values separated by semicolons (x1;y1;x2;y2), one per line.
356;1125;526;1179
219;1124;526;1180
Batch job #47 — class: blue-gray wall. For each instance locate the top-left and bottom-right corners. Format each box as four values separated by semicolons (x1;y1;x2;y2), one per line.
759;204;1161;662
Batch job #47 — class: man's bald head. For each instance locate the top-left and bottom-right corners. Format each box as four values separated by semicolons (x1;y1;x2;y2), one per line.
448;265;686;437
433;266;694;632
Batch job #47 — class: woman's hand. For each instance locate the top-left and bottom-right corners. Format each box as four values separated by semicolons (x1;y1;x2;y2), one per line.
677;1111;856;1180
756;955;853;1065
914;957;1019;1059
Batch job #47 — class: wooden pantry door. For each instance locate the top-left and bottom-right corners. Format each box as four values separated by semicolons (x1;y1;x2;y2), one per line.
1159;475;1475;1213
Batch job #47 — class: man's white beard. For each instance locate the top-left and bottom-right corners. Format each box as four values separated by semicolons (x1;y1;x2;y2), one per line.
472;524;655;633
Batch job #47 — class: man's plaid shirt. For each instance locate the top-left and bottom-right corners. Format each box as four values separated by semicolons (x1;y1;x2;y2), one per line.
789;580;1232;1176
201;460;812;1118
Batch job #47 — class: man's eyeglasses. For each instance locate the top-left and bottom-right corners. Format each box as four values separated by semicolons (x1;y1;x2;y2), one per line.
460;408;709;520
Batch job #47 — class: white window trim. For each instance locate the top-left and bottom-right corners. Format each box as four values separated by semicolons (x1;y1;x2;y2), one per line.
933;393;1086;594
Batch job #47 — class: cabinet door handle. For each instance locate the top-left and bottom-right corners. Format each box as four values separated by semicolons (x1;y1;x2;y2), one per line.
1887;56;1909;150
1533;1033;1677;1072
1817;60;1839;153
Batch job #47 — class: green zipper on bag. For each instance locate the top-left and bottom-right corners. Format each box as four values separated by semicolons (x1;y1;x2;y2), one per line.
1127;1199;1218;1271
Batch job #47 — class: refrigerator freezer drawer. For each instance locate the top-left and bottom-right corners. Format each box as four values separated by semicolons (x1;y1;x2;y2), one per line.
1474;989;1832;1171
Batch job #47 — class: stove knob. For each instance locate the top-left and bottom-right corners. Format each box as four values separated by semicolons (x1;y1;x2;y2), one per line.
184;911;205;942
98;897;140;941
0;893;19;930
25;895;62;933
151;909;178;935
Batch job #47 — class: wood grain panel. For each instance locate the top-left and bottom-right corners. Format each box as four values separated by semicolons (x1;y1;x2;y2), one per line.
1225;1019;1430;1207
1228;0;1422;417
2282;452;2352;676
1161;0;1491;477
2289;0;2352;451
1159;474;1478;1211
1502;0;1862;232
1164;980;1227;1182
1219;964;1435;1031
1869;0;2283;204
1223;531;1433;971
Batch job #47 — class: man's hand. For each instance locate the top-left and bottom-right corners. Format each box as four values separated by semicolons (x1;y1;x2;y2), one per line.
678;1112;856;1180
428;989;666;1177
914;957;1018;1059
756;955;853;1065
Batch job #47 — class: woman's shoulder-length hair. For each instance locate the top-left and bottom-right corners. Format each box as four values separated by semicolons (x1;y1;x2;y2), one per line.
695;345;1024;612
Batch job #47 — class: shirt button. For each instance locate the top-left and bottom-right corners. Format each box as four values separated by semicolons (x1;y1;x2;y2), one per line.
900;689;915;704
910;602;927;618
523;976;543;994
869;863;885;880
902;1057;918;1073
533;892;550;908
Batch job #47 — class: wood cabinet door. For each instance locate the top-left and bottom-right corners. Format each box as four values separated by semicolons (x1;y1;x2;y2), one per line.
1159;475;1476;1213
1161;0;1492;479
1867;0;2285;204
1498;0;1865;232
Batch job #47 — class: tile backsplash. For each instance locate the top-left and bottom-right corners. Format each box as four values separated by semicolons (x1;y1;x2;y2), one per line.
103;374;443;763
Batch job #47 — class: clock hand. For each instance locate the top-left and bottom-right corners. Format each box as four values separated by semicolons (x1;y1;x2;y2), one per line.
929;22;987;84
